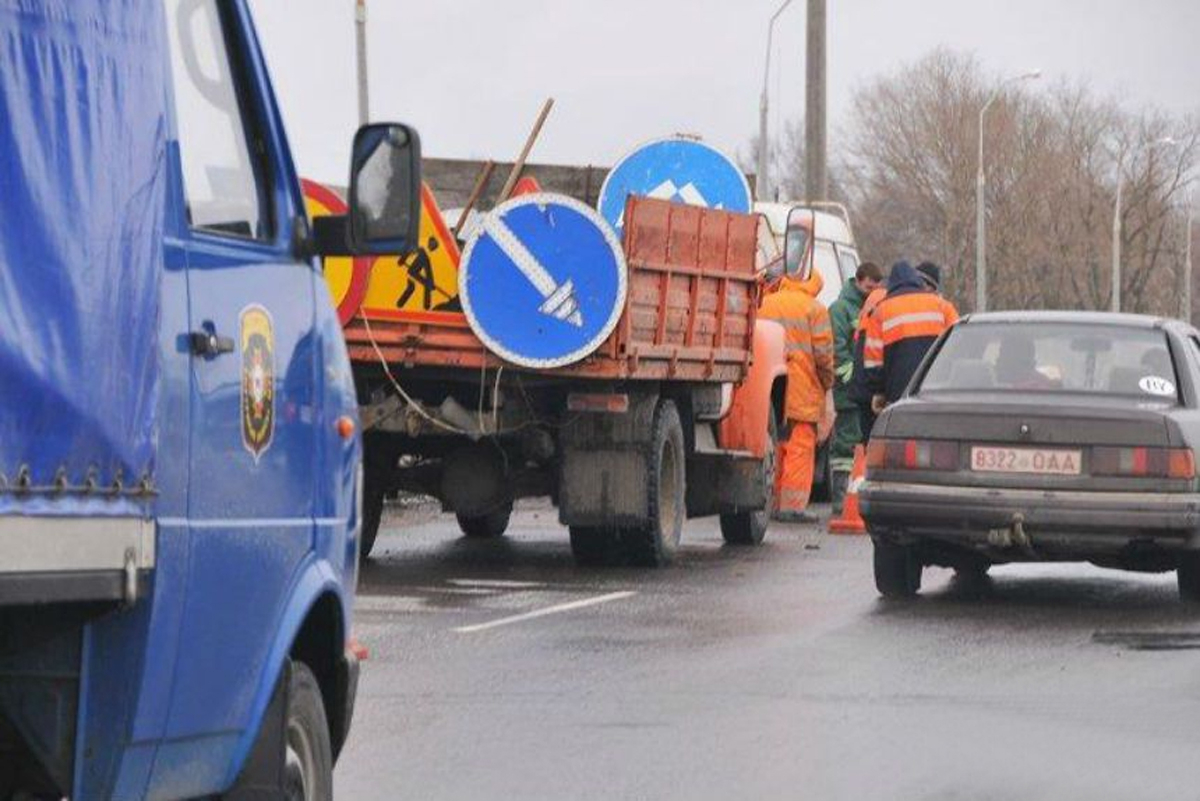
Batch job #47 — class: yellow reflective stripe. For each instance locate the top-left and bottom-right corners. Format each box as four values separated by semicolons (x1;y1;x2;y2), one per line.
881;311;946;332
865;337;884;350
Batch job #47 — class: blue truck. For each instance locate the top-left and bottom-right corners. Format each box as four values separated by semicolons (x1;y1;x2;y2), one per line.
0;1;420;798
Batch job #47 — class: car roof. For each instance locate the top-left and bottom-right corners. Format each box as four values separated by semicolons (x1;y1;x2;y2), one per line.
961;310;1173;329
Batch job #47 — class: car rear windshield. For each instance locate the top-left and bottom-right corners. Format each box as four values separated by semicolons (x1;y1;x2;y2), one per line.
919;322;1180;402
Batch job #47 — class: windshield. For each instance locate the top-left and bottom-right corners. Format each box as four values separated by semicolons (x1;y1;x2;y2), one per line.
919;322;1180;402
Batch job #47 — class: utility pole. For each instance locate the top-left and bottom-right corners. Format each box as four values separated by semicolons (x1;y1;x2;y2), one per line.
804;0;826;202
757;0;795;203
355;0;369;126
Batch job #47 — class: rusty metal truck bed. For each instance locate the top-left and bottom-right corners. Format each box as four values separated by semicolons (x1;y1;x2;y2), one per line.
344;196;759;383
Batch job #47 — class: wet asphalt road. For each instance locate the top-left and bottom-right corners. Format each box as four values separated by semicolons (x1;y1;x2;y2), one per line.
338;502;1200;801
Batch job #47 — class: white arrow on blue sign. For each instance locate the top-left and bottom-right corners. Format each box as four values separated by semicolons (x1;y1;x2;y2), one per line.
597;136;752;234
459;193;628;369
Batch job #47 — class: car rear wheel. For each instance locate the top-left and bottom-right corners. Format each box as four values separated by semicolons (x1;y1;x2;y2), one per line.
873;538;922;599
1178;555;1200;602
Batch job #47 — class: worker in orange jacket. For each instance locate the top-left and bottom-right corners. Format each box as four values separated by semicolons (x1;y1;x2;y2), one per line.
759;269;834;523
863;261;959;412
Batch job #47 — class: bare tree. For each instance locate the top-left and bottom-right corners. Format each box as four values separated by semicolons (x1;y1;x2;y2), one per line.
760;49;1199;317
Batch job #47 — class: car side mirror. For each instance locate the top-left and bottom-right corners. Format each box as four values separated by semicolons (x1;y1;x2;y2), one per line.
310;123;422;259
784;206;812;281
350;123;423;256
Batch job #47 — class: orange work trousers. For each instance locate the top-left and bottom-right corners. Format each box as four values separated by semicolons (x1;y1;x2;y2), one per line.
775;422;817;513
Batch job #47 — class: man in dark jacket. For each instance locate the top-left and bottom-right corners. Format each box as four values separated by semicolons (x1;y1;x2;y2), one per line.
827;261;883;511
863;261;959;411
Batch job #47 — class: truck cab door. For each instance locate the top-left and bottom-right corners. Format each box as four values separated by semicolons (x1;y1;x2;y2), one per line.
153;0;319;790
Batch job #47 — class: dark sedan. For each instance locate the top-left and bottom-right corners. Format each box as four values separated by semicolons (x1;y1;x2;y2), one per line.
860;311;1200;600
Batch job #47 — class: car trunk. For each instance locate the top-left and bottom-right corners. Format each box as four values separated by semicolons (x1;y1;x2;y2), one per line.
883;392;1174;446
873;392;1187;493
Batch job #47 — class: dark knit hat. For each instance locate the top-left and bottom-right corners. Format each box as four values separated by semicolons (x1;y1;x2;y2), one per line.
915;261;941;290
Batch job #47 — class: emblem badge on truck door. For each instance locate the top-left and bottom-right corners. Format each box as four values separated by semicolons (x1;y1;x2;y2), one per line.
240;304;276;462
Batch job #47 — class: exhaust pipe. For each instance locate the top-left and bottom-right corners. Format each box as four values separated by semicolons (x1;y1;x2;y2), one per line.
986;514;1038;557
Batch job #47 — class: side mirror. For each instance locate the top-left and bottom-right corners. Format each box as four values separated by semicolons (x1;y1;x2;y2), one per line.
347;122;422;256
784;207;812;280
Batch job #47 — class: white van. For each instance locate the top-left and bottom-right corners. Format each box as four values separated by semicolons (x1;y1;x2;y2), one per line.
755;202;861;309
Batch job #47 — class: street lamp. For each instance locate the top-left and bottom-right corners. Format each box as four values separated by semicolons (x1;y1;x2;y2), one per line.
1111;136;1178;313
1182;185;1194;323
975;69;1040;313
757;0;796;203
355;0;368;125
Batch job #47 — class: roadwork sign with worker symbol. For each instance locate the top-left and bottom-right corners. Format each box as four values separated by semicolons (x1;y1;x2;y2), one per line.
460;193;627;369
598;136;752;234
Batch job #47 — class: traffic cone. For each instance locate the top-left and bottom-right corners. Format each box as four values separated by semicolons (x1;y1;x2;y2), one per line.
829;444;867;535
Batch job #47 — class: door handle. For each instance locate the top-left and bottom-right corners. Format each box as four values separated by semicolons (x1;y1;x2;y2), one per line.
188;328;235;358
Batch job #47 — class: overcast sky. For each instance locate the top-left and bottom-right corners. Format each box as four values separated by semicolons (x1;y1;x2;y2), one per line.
247;0;1199;186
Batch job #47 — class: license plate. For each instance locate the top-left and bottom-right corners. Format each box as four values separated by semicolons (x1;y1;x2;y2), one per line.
970;446;1081;476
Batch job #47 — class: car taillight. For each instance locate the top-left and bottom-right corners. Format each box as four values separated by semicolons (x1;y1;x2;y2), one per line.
865;438;959;471
1091;447;1196;479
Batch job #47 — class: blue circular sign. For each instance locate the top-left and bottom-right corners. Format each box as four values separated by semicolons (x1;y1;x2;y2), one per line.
460;193;628;369
598;136;752;234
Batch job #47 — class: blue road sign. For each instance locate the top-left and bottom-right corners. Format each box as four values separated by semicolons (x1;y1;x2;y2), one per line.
597;136;752;234
460;193;628;369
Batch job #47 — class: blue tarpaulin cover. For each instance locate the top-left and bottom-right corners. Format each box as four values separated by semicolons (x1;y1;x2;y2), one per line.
0;0;167;516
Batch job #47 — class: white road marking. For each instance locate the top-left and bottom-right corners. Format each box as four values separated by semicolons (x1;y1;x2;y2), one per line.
453;591;637;634
448;578;548;589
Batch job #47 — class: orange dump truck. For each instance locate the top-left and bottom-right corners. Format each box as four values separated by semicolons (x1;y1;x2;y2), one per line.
314;187;787;567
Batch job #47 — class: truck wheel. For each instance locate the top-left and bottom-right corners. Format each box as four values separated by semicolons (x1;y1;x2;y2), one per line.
569;526;623;567
1178;554;1200;602
359;481;385;561
623;401;686;567
873;538;922;599
284;662;333;801
457;502;513;539
719;410;778;546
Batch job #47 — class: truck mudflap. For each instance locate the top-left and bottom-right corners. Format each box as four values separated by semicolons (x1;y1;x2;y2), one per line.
685;451;769;518
0;517;154;606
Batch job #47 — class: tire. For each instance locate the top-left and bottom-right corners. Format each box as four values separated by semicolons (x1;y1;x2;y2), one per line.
623;401;686;567
720;409;778;545
1178;554;1200;602
873;538;922;599
569;526;623;567
457;502;513;539
283;662;333;801
359;479;385;561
